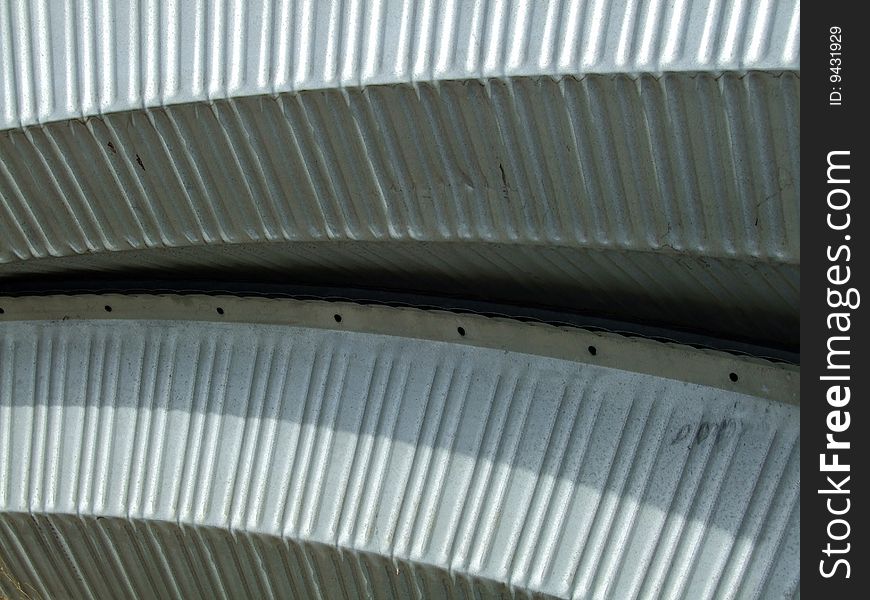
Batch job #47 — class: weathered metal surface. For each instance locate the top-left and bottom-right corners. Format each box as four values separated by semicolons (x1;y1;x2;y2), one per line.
0;296;800;599
0;72;799;345
0;3;801;594
0;1;800;348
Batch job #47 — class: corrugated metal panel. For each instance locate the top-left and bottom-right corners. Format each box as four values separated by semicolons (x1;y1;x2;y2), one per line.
1;0;799;130
0;73;799;344
0;1;800;348
0;514;550;599
0;305;799;598
0;3;801;597
0;74;799;262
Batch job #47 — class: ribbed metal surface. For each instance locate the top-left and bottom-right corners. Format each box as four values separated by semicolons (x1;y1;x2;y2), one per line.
0;73;799;262
1;0;799;130
0;72;799;345
0;1;800;348
0;317;799;598
0;515;542;600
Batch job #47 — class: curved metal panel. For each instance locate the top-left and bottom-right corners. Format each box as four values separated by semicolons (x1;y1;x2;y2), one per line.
0;1;800;349
0;0;799;130
0;296;799;598
0;72;799;346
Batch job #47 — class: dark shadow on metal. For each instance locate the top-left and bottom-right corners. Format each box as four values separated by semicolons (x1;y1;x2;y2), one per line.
0;276;799;364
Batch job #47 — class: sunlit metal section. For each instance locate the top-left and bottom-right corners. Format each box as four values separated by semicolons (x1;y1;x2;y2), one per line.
0;295;799;598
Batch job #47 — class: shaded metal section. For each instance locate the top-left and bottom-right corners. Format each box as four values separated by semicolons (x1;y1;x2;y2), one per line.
0;73;799;346
0;515;547;599
0;0;799;130
0;297;799;599
0;279;801;363
0;75;799;262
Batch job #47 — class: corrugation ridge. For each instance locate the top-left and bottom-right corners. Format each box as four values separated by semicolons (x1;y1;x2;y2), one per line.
111;111;186;245
165;523;202;598
467;372;534;573
31;513;85;598
155;107;224;243
10;129;92;255
0;515;50;599
280;340;335;537
687;424;787;598
414;362;475;561
50;516;99;599
659;419;748;599
144;334;180;520
339;88;393;237
244;340;293;531
0;320;799;598
125;329;162;519
145;520;186;599
384;359;445;557
281;93;345;238
504;378;575;588
703;430;796;594
38;127;106;250
750;448;801;597
93;116;165;247
450;372;525;572
228;527;269;600
0;141;54;259
89;333;121;516
528;380;605;592
260;341;310;536
192;524;232;600
442;370;505;574
206;101;273;239
231;338;280;531
4;517;572;599
25;333;46;512
304;90;369;237
252;534;291;599
613;407;698;600
622;394;736;598
142;110;210;244
391;357;452;557
300;341;351;539
111;520;156;598
220;342;263;531
193;332;233;524
144;110;210;244
168;522;210;599
222;99;283;239
49;124;121;250
716;431;800;599
39;334;70;512
593;399;677;598
0;336;13;510
756;477;800;600
93;516;140;598
278;538;310;599
569;386;646;597
331;352;387;547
